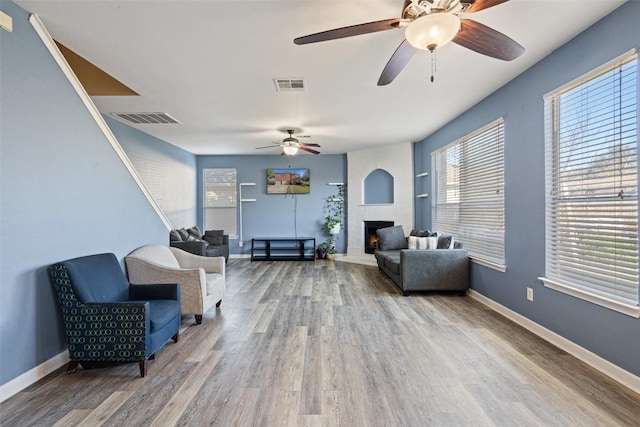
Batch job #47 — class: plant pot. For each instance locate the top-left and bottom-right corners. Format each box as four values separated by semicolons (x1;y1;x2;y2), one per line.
326;253;336;261
329;224;341;235
316;248;327;259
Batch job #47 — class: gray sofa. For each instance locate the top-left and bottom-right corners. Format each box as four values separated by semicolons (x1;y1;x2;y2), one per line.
374;226;469;296
170;226;229;261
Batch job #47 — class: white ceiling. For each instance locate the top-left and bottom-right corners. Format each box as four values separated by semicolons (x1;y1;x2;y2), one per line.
14;0;625;155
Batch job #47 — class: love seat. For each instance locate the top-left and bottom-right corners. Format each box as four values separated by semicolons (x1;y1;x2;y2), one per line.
126;245;225;324
374;226;469;296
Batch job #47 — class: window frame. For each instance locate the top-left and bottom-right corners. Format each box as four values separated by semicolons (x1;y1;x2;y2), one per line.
203;168;238;238
539;49;640;317
431;118;506;271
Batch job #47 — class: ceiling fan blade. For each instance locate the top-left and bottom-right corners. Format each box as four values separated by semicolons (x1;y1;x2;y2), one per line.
453;19;524;61
467;0;510;13
255;145;279;150
378;39;416;86
299;146;321;155
300;143;321;147
294;18;404;45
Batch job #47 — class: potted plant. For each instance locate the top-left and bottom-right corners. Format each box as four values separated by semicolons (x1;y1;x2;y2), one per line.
322;185;345;235
316;242;328;259
324;240;337;261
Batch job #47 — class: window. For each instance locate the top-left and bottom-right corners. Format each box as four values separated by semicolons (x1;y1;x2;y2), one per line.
432;118;505;268
542;50;639;316
203;168;237;237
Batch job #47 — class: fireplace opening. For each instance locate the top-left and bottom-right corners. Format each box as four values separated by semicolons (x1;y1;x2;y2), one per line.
364;221;394;254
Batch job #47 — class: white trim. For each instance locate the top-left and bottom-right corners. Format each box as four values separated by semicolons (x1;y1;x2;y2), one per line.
28;14;172;231
543;48;637;100
470;256;507;272
468;289;640;395
539;277;640;318
0;351;69;403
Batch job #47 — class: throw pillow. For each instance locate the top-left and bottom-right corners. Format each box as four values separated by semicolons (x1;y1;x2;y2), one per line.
204;230;224;245
426;236;438;249
408;236;418;250
169;230;182;242
188;225;203;239
410;229;431;237
437;235;455;249
376;225;407;251
417;237;428;249
176;228;189;241
186;235;206;244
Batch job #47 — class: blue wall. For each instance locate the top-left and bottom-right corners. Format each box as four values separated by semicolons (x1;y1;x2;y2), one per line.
197;154;347;255
0;1;169;387
414;2;639;376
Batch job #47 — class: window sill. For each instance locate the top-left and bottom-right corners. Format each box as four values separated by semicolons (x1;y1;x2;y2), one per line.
538;277;640;318
470;256;507;272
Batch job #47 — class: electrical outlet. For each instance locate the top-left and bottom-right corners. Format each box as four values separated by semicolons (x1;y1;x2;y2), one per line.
526;287;534;301
238;241;243;247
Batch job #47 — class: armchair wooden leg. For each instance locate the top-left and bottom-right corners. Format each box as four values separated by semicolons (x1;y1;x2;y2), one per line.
194;315;203;325
139;359;148;377
216;300;222;307
172;330;180;343
67;361;79;374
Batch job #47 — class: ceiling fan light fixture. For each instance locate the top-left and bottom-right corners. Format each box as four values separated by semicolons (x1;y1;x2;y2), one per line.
405;13;460;51
283;145;298;156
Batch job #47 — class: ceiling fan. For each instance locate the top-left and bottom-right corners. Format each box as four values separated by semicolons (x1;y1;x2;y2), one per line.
256;129;321;155
294;0;524;85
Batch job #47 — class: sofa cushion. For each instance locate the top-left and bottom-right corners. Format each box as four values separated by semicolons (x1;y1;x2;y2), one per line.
169;230;182;242
176;228;189;240
64;253;130;303
376;226;407;251
188;226;203;239
186;234;206;244
382;252;401;275
437;235;455;249
410;229;432;237
204;230;224;245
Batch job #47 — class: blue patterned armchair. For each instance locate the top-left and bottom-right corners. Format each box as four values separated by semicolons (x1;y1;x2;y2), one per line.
48;253;181;377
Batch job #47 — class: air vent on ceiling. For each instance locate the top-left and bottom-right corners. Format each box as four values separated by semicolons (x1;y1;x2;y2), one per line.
274;78;305;92
109;112;181;125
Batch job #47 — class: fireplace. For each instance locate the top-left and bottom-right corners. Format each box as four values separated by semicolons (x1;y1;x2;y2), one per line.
364;221;394;254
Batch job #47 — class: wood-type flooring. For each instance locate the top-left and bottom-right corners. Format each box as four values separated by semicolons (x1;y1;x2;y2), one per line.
2;259;639;426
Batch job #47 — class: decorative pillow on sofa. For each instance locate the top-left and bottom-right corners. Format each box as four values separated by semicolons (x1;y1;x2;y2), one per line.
176;228;190;241
186;234;207;244
169;230;182;242
204;230;225;245
437;235;455;249
188;226;203;239
408;236;418;249
409;229;432;237
376;226;407;251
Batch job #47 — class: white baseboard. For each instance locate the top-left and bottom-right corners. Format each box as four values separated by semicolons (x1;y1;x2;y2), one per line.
468;289;640;395
0;351;69;403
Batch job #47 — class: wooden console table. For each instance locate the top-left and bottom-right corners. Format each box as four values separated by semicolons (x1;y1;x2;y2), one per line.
251;237;316;261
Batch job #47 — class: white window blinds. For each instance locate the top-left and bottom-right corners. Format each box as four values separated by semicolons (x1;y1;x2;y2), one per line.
432;118;505;266
204;168;237;237
543;50;638;307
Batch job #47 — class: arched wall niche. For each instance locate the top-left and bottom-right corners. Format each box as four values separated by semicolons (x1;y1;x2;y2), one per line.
363;168;394;204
